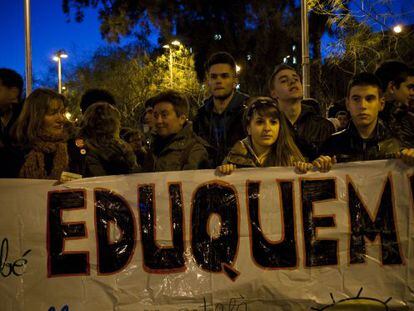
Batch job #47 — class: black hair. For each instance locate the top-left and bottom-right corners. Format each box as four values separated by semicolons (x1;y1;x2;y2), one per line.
347;72;383;98
144;96;156;110
374;60;409;92
205;52;236;73
151;90;189;117
335;110;349;118
79;88;116;114
0;68;24;100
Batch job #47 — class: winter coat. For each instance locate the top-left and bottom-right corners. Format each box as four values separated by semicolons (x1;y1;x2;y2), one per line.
223;137;298;168
144;123;211;172
193;91;249;167
70;137;140;177
320;120;402;163
380;100;414;148
288;103;335;160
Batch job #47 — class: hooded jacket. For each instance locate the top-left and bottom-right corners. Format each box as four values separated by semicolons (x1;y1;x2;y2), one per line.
193;91;249;167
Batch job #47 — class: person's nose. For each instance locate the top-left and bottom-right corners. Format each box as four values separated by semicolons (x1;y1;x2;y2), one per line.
155;115;163;124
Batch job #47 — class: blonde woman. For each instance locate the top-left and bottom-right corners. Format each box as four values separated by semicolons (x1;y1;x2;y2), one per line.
11;88;68;179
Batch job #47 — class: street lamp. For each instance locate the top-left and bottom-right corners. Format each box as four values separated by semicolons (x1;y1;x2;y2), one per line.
53;50;68;94
393;24;403;34
163;40;181;87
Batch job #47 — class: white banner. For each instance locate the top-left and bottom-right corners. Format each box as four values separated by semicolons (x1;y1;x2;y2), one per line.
0;160;413;310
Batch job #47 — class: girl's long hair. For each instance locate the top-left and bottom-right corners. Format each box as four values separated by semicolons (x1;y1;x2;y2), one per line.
13;88;65;147
244;97;305;166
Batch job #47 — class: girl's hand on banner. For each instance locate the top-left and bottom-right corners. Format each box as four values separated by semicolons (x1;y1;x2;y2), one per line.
217;164;237;175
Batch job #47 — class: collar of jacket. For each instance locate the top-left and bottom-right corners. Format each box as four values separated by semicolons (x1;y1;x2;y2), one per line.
152;122;195;154
294;102;318;125
346;119;392;144
202;91;248;115
225;137;261;167
384;100;408;119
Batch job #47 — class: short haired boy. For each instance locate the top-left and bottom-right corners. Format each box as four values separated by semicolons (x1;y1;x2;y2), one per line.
193;52;249;167
375;61;414;147
320;72;414;165
268;64;335;160
144;90;211;172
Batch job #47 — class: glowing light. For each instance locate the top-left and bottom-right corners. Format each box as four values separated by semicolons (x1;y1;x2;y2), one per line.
393;24;403;33
236;65;241;73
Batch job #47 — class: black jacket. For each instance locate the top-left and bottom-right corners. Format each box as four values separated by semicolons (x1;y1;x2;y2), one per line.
288;103;335;160
320;120;402;163
69;138;139;177
380;100;414;148
193;91;249;167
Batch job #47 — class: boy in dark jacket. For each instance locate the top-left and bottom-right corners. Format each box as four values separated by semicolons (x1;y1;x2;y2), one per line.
321;72;414;165
375;61;414;148
144;91;211;172
269;64;335;160
193;52;249;167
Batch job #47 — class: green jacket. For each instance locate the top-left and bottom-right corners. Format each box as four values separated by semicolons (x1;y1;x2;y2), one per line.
223;138;261;168
145;123;211;172
223;137;300;168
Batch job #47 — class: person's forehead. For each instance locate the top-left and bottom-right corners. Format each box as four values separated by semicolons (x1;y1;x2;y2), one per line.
154;101;174;111
349;85;379;96
208;63;234;74
276;69;299;79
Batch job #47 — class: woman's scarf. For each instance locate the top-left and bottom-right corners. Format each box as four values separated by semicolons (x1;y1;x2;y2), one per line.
19;130;68;179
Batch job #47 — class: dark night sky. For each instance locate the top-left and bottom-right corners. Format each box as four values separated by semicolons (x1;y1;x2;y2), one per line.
1;0;413;83
0;1;111;81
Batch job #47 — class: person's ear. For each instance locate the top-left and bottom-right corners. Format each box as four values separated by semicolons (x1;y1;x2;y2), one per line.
388;81;397;94
233;75;239;89
270;88;278;100
379;96;385;111
179;114;187;126
8;87;19;103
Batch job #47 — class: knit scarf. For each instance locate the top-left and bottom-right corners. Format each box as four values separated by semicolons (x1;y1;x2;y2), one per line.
19;130;68;180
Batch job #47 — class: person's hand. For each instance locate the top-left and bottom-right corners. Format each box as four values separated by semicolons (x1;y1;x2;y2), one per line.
398;148;414;166
217;164;236;175
294;161;313;174
312;155;336;172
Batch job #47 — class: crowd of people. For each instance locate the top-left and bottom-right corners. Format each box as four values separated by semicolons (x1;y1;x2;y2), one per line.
1;51;414;180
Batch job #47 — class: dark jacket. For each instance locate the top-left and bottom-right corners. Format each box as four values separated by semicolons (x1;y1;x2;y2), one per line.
380;100;414;148
288;103;335;160
0;145;26;178
320;120;402;163
70;138;140;177
193;91;249;167
144;123;211;172
0;103;23;177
